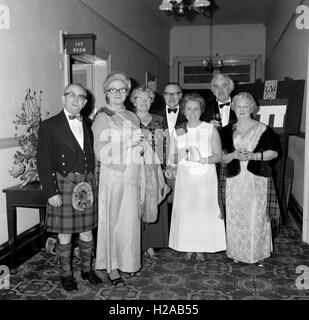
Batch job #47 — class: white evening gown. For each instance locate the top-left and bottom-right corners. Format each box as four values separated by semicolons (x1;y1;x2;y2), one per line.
169;122;226;253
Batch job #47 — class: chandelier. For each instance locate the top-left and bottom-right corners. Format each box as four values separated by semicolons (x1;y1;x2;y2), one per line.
159;0;211;17
201;3;224;73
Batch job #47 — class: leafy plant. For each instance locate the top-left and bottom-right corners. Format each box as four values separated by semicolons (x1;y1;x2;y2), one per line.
9;89;49;187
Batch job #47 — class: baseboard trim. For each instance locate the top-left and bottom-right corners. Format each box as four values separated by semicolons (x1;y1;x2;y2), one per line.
0;224;42;266
288;194;303;234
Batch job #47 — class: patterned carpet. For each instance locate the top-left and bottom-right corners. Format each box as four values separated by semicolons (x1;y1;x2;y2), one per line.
1;219;309;301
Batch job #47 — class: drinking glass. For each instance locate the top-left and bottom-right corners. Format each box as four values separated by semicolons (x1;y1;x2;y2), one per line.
212;113;222;127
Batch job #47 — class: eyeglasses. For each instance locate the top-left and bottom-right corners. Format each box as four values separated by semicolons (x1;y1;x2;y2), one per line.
64;92;87;102
135;97;152;103
164;92;181;97
106;87;128;94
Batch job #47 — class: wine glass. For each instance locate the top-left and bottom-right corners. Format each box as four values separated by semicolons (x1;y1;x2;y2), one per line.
184;145;190;160
212;113;222;128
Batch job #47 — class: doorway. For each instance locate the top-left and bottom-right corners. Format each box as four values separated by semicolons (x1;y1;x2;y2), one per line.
65;51;111;119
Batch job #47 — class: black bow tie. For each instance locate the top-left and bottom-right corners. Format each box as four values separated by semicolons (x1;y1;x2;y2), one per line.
168;108;178;114
68;114;83;121
219;102;230;109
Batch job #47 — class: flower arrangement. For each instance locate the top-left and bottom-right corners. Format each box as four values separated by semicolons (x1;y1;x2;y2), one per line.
9;89;49;187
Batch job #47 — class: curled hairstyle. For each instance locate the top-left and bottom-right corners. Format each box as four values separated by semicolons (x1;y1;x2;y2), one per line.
103;71;131;94
180;92;206;115
211;73;235;92
130;85;155;105
231;92;259;115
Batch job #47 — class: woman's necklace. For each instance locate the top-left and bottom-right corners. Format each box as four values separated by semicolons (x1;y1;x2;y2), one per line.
108;104;125;113
138;113;152;126
236;120;257;136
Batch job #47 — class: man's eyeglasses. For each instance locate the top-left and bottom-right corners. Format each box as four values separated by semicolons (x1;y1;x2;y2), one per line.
64;92;87;103
106;87;128;94
164;92;181;97
135;97;152;103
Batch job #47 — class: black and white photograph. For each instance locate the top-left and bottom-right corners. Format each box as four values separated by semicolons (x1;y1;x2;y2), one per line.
0;0;309;309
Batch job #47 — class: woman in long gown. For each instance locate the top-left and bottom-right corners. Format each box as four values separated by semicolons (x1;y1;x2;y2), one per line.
168;92;226;262
92;72;145;286
130;85;170;259
221;92;281;265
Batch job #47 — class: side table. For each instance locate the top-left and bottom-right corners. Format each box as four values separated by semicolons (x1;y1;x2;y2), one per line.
2;182;46;274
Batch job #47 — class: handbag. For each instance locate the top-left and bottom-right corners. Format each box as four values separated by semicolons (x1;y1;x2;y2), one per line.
257;151;272;177
139;143;171;223
141;164;170;223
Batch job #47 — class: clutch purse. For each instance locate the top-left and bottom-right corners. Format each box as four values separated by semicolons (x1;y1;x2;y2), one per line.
249;151;272;177
258;151;272;177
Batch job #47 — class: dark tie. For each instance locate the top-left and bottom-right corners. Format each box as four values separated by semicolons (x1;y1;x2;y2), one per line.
168;108;178;114
68;114;83;121
219;101;230;109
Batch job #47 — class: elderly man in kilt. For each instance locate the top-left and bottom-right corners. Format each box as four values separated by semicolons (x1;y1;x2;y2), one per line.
37;83;102;291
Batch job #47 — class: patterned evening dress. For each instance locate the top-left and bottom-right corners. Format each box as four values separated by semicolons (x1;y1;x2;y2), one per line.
226;122;275;263
140;113;169;251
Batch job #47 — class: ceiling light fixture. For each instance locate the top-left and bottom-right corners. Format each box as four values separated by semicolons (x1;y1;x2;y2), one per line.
201;4;224;73
159;0;211;17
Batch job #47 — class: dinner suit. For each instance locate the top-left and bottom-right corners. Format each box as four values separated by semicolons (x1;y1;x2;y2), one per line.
154;105;187;132
201;100;237;126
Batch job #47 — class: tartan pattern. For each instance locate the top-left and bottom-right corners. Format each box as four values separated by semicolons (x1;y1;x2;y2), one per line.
79;238;93;272
57;242;72;276
218;163;226;220
267;176;281;236
94;159;101;197
46;172;98;234
218;164;281;234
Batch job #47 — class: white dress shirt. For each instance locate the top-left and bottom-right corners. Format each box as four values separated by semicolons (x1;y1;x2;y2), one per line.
64;109;84;150
165;105;180;135
218;98;231;127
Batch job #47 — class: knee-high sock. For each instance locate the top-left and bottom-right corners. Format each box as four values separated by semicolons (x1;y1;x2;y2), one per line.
57;242;72;277
79;239;93;272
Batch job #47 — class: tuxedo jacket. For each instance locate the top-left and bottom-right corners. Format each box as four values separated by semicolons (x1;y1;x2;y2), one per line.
154;106;187;132
201;100;237;126
37;110;95;200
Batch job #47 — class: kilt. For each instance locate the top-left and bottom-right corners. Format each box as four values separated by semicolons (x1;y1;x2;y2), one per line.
46;171;98;234
218;163;281;236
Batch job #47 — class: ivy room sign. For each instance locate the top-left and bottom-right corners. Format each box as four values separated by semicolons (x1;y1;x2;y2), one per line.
63;33;96;55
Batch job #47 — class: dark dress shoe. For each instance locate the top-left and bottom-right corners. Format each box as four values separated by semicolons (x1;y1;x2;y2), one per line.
60;275;78;292
81;270;103;285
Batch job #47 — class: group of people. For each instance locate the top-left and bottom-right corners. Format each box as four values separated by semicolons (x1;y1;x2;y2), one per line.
37;71;281;292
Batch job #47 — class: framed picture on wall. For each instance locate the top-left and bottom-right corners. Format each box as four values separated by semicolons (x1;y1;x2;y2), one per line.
145;72;157;92
256;98;288;134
